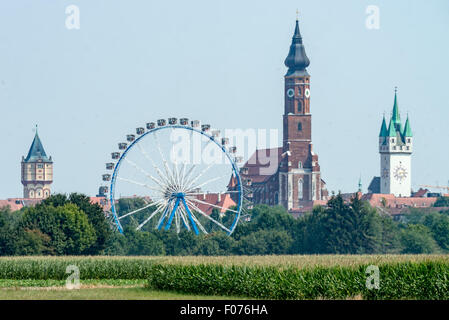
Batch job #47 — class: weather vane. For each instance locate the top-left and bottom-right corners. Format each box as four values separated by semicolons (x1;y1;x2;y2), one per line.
296;9;299;20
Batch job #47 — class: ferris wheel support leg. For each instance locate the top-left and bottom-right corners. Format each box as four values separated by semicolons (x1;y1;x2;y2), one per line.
182;197;199;235
164;197;181;231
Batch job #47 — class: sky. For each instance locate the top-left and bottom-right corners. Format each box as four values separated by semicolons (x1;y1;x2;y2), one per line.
0;0;448;198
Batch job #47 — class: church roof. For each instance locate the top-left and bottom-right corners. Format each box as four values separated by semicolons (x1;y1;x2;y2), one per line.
284;19;310;77
241;147;283;183
368;176;381;194
24;131;51;163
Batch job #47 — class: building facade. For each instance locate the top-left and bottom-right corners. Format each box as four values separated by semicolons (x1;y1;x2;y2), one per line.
378;90;413;197
230;19;328;214
21;129;53;199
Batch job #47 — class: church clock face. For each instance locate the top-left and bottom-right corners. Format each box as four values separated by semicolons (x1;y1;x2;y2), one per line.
304;88;311;98
287;88;295;98
393;165;408;182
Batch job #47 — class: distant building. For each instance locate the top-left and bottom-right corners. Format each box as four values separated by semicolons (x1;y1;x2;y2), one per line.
378;89;413;197
361;193;441;220
0;197;111;212
21;128;53;199
0;198;41;211
193;193;236;216
229;18;328;214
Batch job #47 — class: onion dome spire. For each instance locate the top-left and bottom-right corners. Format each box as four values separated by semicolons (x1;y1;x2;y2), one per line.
379;115;388;137
403;114;413;137
284;17;310;76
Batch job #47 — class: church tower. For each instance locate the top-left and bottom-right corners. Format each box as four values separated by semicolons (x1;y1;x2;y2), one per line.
21;127;53;199
279;18;323;210
379;89;412;197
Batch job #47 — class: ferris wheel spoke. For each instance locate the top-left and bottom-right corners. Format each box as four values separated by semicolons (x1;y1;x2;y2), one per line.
190;174;229;191
136;203;166;231
187;196;239;214
178;206;191;232
153;131;177;187
124;158;166;188
118;177;163;193
181;164;198;189
175;205;181;234
185;199;231;233
137;143;172;187
172;160;181;190
184;206;207;235
156;200;173;230
184;162;216;191
118;198;165;220
185;190;240;196
179;161;190;187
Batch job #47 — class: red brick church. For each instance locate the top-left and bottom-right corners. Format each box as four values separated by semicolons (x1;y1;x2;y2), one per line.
229;19;328;214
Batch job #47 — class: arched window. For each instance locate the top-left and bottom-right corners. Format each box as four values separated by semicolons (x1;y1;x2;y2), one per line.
274;192;279;205
297;100;302;113
298;122;302;131
298;161;302;169
298;179;303;200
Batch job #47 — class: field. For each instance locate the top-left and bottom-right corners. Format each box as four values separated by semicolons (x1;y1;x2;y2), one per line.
1;255;449;300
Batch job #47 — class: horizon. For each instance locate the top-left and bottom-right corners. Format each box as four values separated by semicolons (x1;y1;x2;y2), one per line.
1;0;448;198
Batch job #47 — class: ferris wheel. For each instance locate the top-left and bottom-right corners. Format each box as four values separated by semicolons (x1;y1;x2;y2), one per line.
99;118;246;236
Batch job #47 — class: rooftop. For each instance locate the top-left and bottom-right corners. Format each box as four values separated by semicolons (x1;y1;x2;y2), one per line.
24;131;51;163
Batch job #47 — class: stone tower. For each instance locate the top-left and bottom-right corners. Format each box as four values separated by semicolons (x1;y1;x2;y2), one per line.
21;128;53;199
379;89;412;197
279;19;323;210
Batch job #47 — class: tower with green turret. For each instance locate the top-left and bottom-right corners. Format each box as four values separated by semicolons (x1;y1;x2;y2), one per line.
379;89;412;197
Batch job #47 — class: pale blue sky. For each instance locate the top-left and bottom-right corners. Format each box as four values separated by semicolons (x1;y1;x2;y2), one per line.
0;0;448;198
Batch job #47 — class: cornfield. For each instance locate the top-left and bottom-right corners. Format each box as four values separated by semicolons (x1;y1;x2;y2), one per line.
1;255;449;299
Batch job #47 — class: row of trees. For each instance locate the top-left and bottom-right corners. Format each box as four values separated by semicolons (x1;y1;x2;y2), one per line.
0;194;111;255
1;193;449;255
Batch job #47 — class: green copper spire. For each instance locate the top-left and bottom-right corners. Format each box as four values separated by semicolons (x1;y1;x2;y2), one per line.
387;117;396;137
403;115;413;137
358;175;362;192
391;87;401;132
379;115;388;137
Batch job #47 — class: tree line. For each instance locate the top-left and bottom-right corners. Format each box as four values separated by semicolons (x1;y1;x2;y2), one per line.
1;193;449;256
